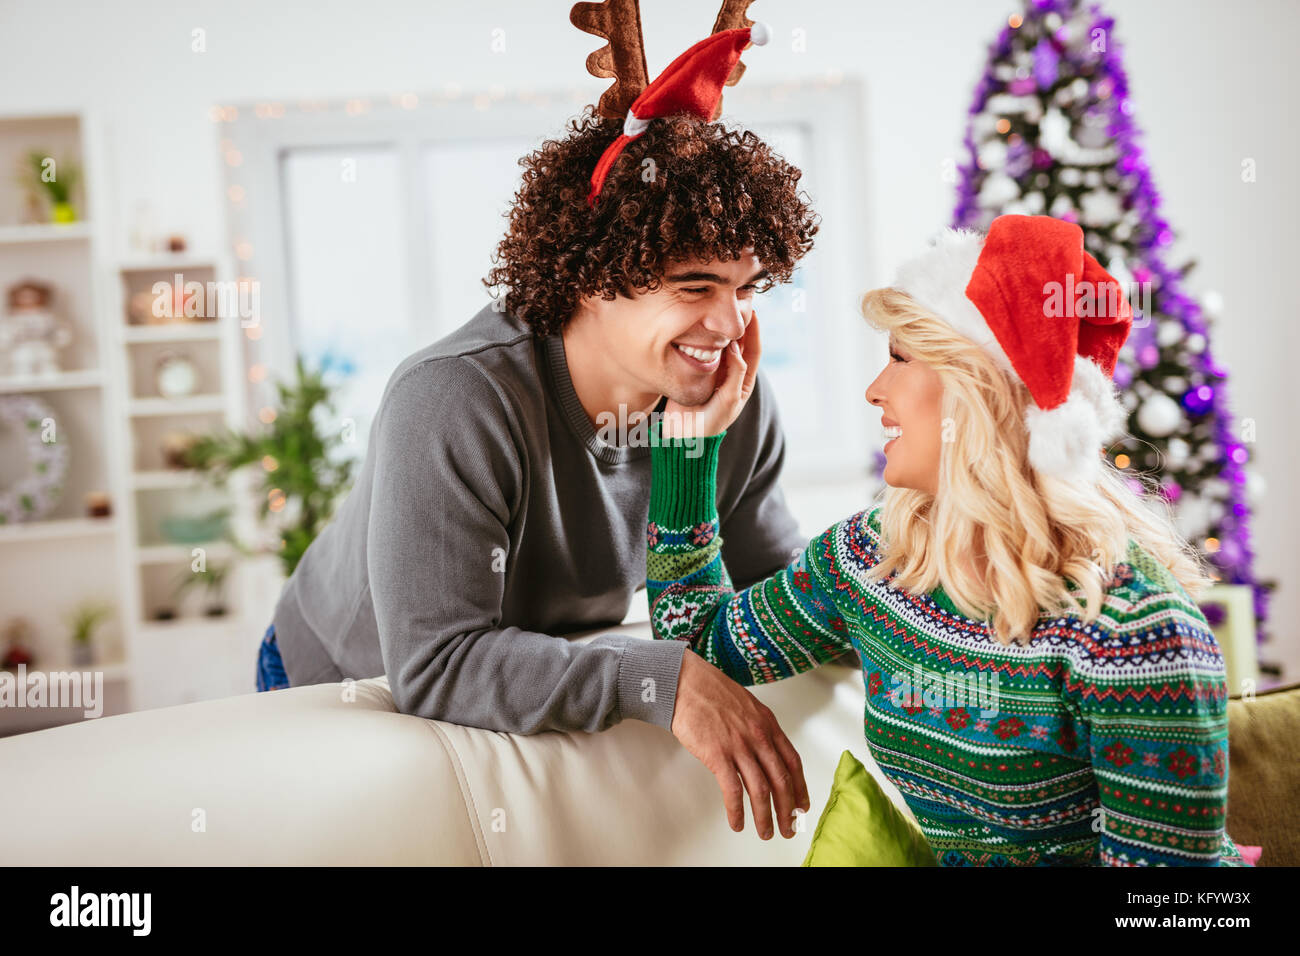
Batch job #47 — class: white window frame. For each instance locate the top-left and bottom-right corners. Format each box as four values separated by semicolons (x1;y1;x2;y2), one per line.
223;79;876;484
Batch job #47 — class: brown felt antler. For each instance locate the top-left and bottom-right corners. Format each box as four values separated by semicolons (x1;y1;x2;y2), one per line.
709;0;760;119
570;0;762;121
570;0;649;119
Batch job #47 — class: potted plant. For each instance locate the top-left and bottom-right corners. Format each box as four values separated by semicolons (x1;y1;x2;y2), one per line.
66;601;114;667
172;562;231;617
24;150;81;223
182;356;356;576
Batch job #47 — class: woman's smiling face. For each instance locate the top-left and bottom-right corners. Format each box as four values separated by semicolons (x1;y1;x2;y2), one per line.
865;335;946;495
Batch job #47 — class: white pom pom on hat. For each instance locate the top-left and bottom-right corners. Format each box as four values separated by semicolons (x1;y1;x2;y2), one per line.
890;215;1134;481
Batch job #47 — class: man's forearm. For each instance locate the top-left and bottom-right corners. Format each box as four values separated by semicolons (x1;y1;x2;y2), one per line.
379;619;688;735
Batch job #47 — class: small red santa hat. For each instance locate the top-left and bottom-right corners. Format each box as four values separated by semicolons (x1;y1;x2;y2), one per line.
891;214;1133;482
587;22;770;207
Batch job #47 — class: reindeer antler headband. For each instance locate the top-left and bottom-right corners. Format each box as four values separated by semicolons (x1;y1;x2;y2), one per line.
570;0;770;207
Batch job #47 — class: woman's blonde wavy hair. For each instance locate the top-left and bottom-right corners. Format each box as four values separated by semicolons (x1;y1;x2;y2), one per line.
859;286;1215;647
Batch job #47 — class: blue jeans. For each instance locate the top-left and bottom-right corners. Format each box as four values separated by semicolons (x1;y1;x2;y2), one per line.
256;623;290;691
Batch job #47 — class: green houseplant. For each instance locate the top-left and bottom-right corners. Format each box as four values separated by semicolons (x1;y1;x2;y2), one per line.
173;561;232;617
25;149;81;223
182;355;356;576
66;600;114;667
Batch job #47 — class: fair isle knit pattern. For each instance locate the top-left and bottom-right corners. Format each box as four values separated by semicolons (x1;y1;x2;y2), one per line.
647;434;1248;867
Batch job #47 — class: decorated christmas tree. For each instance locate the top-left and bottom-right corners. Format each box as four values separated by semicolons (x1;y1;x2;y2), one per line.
946;0;1274;653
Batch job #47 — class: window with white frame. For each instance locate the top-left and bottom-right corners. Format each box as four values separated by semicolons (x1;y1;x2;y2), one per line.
225;82;873;485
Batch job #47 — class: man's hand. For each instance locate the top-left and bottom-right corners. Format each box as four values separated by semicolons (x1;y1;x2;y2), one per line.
670;648;810;839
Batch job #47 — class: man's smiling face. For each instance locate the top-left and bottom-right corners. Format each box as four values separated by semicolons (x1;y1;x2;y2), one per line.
583;250;768;407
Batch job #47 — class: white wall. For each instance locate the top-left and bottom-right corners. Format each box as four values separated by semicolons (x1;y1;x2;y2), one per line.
1;0;1294;675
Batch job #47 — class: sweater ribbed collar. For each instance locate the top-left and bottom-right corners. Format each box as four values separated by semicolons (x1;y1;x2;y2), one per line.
542;333;662;465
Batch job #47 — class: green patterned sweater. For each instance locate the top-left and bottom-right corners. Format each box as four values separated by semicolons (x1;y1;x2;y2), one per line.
646;433;1248;866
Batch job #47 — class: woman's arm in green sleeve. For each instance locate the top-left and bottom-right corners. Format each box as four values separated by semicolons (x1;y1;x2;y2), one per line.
646;431;855;687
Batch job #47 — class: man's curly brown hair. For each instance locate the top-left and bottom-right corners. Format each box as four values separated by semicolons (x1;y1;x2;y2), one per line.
483;106;820;337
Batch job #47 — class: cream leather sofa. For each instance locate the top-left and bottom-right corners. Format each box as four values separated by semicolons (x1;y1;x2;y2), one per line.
0;623;914;865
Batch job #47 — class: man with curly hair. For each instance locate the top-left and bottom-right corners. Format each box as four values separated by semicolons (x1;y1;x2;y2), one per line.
262;105;821;838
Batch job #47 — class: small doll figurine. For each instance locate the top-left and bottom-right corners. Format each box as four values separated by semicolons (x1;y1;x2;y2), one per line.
0;280;72;378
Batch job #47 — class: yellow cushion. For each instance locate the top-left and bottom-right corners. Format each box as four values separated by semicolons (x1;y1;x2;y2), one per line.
1227;681;1300;866
802;749;936;867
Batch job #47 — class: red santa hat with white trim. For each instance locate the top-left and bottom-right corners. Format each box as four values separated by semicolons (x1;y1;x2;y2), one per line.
586;21;770;207
891;214;1133;483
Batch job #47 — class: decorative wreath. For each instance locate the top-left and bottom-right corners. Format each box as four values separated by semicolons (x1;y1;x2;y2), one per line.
0;394;69;524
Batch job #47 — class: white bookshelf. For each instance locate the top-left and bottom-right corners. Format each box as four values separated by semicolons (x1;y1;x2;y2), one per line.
107;244;256;713
0;109;129;734
2;109;269;730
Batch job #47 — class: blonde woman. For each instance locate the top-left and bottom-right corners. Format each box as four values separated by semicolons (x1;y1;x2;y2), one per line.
647;214;1251;866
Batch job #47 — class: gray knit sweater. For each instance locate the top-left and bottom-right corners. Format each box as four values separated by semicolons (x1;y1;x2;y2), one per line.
271;301;804;734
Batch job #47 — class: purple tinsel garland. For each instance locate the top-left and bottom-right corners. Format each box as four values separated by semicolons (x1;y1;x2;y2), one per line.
950;0;1270;644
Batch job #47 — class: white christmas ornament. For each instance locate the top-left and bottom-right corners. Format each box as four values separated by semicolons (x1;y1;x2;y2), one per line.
986;93;1036;116
978;138;1008;169
1166;437;1190;467
1049;193;1075;219
1080;190;1122;227
1203;477;1230;497
1136;392;1183;438
1076;121;1112;150
979;172;1021;208
1039;108;1072;156
1157;321;1184;347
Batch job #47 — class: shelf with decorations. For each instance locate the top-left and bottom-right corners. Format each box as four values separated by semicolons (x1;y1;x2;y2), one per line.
0;109;129;731
107;247;254;666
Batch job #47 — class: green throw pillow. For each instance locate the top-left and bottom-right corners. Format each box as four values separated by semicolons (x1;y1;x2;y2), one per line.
802;749;937;866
